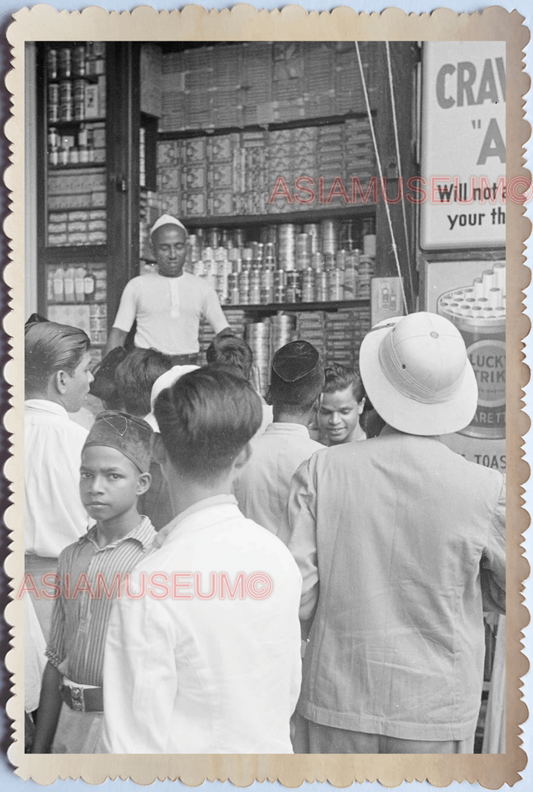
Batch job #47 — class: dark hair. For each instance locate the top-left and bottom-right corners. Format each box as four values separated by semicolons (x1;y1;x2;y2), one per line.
323;363;365;403
115;348;173;416
361;407;386;438
205;332;253;381
89;346;128;409
154;365;262;482
25;321;90;393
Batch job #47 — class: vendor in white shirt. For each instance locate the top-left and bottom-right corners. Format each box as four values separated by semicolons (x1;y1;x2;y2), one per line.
24;320;94;641
104;215;229;363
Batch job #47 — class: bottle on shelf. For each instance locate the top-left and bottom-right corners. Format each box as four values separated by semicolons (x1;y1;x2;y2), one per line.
83;270;96;301
74;267;86;302
58;141;69;166
47;48;58;81
72;45;86;78
52;267;65;303
58;47;72;80
63;267;75;302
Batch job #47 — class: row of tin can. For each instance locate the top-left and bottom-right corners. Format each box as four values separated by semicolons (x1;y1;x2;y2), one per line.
47;44;105;81
190;218;376;266
215;264;373;305
48;79;89;123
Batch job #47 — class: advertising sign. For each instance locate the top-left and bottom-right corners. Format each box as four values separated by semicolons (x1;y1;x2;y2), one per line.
421;259;506;472
420;41;506;250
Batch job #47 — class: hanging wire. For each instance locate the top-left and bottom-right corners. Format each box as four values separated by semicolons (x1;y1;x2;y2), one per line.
354;41;409;314
385;41;415;305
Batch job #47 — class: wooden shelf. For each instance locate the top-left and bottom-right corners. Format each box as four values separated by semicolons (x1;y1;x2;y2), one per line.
41;245;107;261
158;111;374;141
222;299;369;313
48;117;106;128
48;162;105;170
183;204;376;229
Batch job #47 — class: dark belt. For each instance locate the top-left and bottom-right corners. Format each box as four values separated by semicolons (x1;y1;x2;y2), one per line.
60;683;103;713
169;353;198;365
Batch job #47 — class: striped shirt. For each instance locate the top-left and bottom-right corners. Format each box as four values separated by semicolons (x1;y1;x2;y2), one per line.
46;516;156;687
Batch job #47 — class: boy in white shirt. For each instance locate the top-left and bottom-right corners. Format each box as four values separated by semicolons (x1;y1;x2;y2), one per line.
102;366;302;753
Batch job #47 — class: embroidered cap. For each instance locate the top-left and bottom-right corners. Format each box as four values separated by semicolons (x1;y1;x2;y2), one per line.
269;340;324;404
83;410;153;472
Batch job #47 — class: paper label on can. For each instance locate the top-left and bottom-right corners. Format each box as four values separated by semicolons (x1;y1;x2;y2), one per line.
467;339;506;407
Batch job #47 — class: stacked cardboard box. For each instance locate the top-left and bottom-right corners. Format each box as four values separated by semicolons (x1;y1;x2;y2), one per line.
345;118;376;189
47;168;107;224
242;43;272;126
159;42;379;132
140;44;163;117
156;116;376;220
304;43;336;119
297;311;327;360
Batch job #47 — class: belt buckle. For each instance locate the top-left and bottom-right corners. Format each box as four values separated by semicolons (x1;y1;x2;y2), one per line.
69;685;85;712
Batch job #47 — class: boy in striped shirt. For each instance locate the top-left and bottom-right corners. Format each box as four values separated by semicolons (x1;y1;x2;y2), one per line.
32;411;156;753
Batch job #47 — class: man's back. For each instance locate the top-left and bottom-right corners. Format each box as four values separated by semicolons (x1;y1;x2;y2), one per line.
25;399;89;557
103;496;302;753
288;429;505;742
233;422;322;536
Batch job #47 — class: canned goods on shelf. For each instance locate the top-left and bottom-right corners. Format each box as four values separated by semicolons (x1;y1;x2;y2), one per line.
302;269;316;303
274;270;286;289
48;83;60;104
73;80;86;101
327;268;343;301
261;287;274;304
73;46;86;77
316;271;328;302
73;101;85;121
320;219;337;255
59;101;73;122
59;48;72;79
59;80;72;101
47;49;58;80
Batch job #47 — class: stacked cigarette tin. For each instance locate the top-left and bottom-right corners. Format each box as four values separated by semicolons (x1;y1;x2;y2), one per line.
437;263;506;440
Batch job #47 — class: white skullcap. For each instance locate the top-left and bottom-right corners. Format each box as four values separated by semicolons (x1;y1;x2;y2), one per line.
150;214;188;237
145;364;199;432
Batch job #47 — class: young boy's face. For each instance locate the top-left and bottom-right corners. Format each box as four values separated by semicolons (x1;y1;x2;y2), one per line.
80;445;147;523
318;385;365;445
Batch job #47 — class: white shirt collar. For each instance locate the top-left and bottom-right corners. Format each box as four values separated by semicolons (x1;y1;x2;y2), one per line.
264;422;311;438
25;399;69;418
153;494;238;549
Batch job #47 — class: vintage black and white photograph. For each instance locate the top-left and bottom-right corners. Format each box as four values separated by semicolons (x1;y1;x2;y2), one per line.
3;5;529;787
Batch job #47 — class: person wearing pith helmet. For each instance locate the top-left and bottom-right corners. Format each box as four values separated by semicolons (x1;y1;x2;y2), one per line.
285;311;506;754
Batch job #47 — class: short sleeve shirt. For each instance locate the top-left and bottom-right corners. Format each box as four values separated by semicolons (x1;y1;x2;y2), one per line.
112;272;229;355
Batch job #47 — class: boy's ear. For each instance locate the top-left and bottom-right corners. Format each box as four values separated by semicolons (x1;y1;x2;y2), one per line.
54;369;68;395
151;433;168;466
234;442;253;471
137;471;152;496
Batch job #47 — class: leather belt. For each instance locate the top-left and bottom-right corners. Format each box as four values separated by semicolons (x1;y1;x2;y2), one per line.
60;683;103;713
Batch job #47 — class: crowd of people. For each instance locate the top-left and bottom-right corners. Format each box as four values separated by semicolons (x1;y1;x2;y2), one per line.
23;215;506;755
